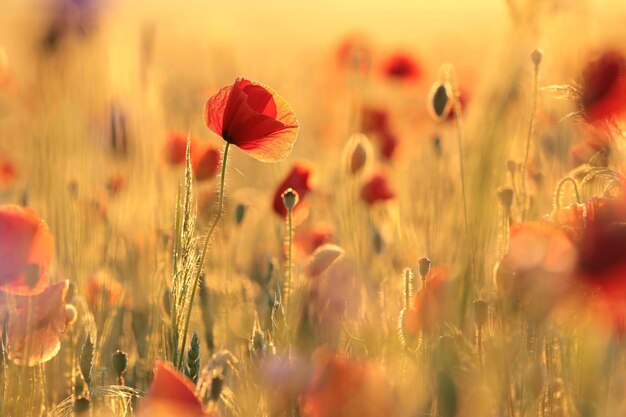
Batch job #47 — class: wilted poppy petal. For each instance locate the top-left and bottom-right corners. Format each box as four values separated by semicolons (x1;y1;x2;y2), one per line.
0;205;53;295
6;280;69;366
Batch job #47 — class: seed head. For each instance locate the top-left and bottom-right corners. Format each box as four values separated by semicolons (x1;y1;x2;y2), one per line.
281;188;299;211
497;186;514;210
418;257;431;280
531;48;543;67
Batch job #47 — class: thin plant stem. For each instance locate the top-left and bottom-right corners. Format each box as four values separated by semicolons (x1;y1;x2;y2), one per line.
178;142;231;369
285;207;293;315
522;61;540;221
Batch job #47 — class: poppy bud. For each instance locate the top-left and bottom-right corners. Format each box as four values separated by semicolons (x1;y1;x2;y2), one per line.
307;244;345;277
418;257;431;280
473;299;488;328
428;82;453;121
506;160;517;176
497;187;514;210
281;188;299;212
65;304;78;326
344;133;369;175
162;288;171;316
530;48;543;67
111;350;127;379
235;203;246;225
210;374;224;402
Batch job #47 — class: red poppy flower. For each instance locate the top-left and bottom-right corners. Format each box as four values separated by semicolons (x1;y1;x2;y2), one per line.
4;280;69;366
336;34;372;75
272;162;315;218
381;52;421;82
164;132;196;165
0;205;54;295
498;222;577;318
580;50;626;123
360;171;395;205
204;78;299;162
139;360;217;417
0;160;16;186
86;270;124;311
191;143;221;181
378;129;398;160
106;173;126;196
300;349;393;417
546;195;626;329
402;266;453;336
295;222;335;255
361;107;389;134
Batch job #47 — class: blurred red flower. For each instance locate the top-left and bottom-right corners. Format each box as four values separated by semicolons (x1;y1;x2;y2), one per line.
300;349;393;417
498;222;577;318
548;195;626;329
381;52;421;82
272;162;315;218
360;108;398;160
164;132;196;165
191;143;221;181
204;78;299;162
86;270;124;311
580;50;626;123
403;266;452;335
139;360;217;417
360;171;395;205
361;107;389;134
3;280;69;366
336;34;372;75
0;205;54;295
295;222;334;255
0;161;16;186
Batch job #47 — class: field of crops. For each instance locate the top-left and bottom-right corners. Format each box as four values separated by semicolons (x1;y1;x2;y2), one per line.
0;0;626;416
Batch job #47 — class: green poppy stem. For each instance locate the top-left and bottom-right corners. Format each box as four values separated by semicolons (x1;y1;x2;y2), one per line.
178;142;230;369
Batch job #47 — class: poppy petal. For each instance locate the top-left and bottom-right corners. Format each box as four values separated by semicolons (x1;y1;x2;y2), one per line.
6;280;69;366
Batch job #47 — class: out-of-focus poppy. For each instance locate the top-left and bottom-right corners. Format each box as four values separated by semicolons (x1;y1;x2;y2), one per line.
272;162;315;218
191;143;221;181
336;34;372;76
139;360;217;417
360;171;395;205
402;266;453;336
0;161;16;186
498;222;577;319
204;78;299;162
164;132;196;165
361;107;389;134
3;280;69;366
86;270;124;311
0;205;54;295
299;348;393;417
580;50;626;123
360;108;399;160
546;195;626;330
378;129;398;160
295;222;335;255
381;52;421;82
106;173;127;196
